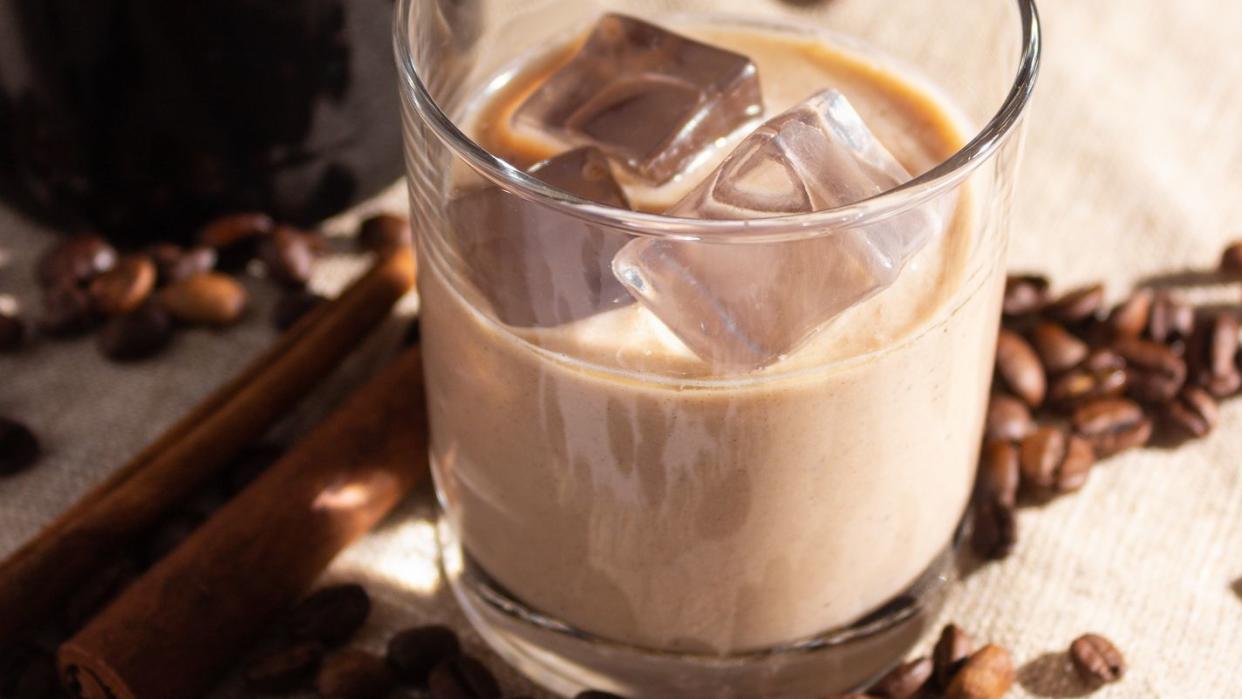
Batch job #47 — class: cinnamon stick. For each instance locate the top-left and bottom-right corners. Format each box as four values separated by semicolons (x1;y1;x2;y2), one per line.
0;248;416;649
59;345;430;699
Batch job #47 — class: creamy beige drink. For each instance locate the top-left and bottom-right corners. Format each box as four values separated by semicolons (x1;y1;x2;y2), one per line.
419;16;1003;670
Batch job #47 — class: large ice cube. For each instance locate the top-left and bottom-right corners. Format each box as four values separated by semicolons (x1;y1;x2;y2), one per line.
448;147;633;327
514;13;763;184
612;89;944;369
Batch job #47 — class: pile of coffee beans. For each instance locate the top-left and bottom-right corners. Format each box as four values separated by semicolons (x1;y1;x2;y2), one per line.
971;242;1242;561
0;212;411;481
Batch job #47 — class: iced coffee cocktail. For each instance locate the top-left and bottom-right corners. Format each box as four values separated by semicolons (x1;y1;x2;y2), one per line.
397;1;1040;695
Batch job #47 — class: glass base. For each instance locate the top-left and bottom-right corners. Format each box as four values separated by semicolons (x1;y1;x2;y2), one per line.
439;521;955;698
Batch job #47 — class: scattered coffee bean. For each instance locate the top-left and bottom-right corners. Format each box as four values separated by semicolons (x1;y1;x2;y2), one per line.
1187;313;1241;397
160;273;248;327
88;254;156;316
1046;284;1104;324
933;623;974;689
871;656;931;699
1048;363;1128;409
0;311;25;353
0;417;40;476
97;303;174;361
287;584;371;646
1031;322;1088;374
62;557;139;633
1114;337;1187;403
149;244;217;285
944;644;1014;699
358;213;413;253
1160;385;1219;439
970;498;1017;560
259;226;317;288
1071;398;1152;457
317;649;394;699
1106;288;1152;339
984;394;1032;442
39;284;95;337
995;329;1046;407
1147;290;1194;345
0;645;60;699
1002;274;1050;317
387;624;461;686
427;655;501;699
1068;633;1124;685
198;212;276;249
244;641;324;694
37;233;117;289
1220;241;1242;275
1019;426;1095;494
977;440;1020;507
1083;347;1126;372
273;290;327;331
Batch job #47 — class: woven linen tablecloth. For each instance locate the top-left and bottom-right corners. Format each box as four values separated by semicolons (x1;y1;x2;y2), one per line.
2;1;1241;697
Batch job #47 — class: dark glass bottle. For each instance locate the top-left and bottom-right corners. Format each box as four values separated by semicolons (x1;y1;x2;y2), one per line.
0;0;405;243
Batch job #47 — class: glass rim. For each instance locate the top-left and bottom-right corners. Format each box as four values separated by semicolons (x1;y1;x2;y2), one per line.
394;0;1042;243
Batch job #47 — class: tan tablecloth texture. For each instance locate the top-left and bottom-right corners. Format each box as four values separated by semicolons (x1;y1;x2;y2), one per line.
2;1;1241;697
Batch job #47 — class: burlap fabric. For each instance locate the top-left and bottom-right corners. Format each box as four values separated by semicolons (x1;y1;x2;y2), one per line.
1;1;1240;696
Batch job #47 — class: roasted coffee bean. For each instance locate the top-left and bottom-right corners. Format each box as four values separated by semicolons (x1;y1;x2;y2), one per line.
0;417;40;476
1046;284;1104;324
984;394;1032;442
259;226;317;288
933;624;974;689
1049;364;1128;409
870;656;931;699
62;557;139;633
39;284;95;337
88;254;156;315
1105;289;1152;339
1002;274;1050;316
1030;322;1088;374
945;645;1014;699
1071;398;1152;457
37;233;117;289
977;440;1020;507
160;272;248;327
287;583;371;646
1187;313;1241;397
97;304;173;361
1069;633;1125;685
317;650;394;699
198;212;275;249
273;290;327;331
1083;348;1125;372
1114;337;1187;403
995;330;1046;407
1019;427;1095;494
387;624;461;686
149;244;217;285
1147;291;1194;345
244;641;324;694
427;655;501;699
1220;241;1242;275
1160;385;1219;439
0;312;26;353
358;213;413;253
0;645;60;699
972;498;1017;560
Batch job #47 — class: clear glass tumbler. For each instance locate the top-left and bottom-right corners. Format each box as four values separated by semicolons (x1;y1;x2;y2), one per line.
396;0;1040;695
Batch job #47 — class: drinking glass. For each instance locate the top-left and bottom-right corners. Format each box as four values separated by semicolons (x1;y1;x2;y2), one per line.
396;0;1040;695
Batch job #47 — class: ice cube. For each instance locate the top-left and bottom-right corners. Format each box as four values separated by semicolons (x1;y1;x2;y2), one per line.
447;147;633;327
612;89;943;369
514;13;763;184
